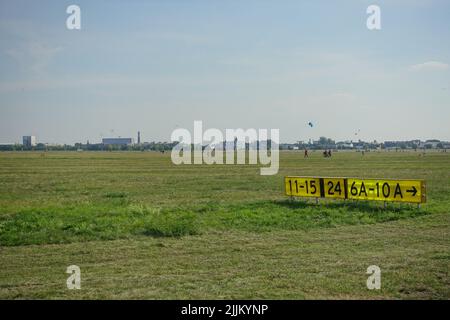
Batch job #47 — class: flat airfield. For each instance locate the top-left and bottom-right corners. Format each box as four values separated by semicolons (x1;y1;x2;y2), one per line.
0;150;449;299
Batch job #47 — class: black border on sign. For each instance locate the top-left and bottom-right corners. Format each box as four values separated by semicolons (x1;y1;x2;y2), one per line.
344;178;349;199
319;178;325;198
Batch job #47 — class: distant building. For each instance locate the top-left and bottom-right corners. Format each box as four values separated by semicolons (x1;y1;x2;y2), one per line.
137;131;141;145
424;139;440;149
23;136;37;148
102;138;133;146
336;141;353;149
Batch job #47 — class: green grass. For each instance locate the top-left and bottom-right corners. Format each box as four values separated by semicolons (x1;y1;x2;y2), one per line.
0;200;430;245
0;150;449;299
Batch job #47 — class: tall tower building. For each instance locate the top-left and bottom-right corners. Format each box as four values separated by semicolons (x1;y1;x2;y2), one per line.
23;136;36;148
137;131;141;144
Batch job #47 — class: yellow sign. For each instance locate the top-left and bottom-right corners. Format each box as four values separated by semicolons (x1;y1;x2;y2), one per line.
285;176;321;198
323;178;346;199
285;176;426;204
347;178;426;203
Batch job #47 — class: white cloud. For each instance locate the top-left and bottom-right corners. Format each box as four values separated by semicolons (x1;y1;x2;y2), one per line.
409;61;449;71
1;19;63;74
5;42;62;73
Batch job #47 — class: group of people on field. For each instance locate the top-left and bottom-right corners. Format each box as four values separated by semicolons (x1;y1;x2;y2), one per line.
303;149;332;158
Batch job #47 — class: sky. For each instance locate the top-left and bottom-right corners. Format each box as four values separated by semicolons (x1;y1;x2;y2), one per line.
0;0;449;144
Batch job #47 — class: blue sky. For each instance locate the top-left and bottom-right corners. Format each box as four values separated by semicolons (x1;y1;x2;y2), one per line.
1;0;449;144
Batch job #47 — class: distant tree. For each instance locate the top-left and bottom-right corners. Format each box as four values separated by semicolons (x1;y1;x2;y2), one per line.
319;137;327;145
35;143;46;151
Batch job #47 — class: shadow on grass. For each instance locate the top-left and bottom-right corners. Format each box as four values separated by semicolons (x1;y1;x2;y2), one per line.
272;198;427;214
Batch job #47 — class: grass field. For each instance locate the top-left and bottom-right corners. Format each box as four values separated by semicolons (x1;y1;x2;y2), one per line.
0;150;449;299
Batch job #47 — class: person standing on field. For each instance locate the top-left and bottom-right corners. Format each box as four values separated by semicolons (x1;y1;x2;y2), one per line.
304;148;309;158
